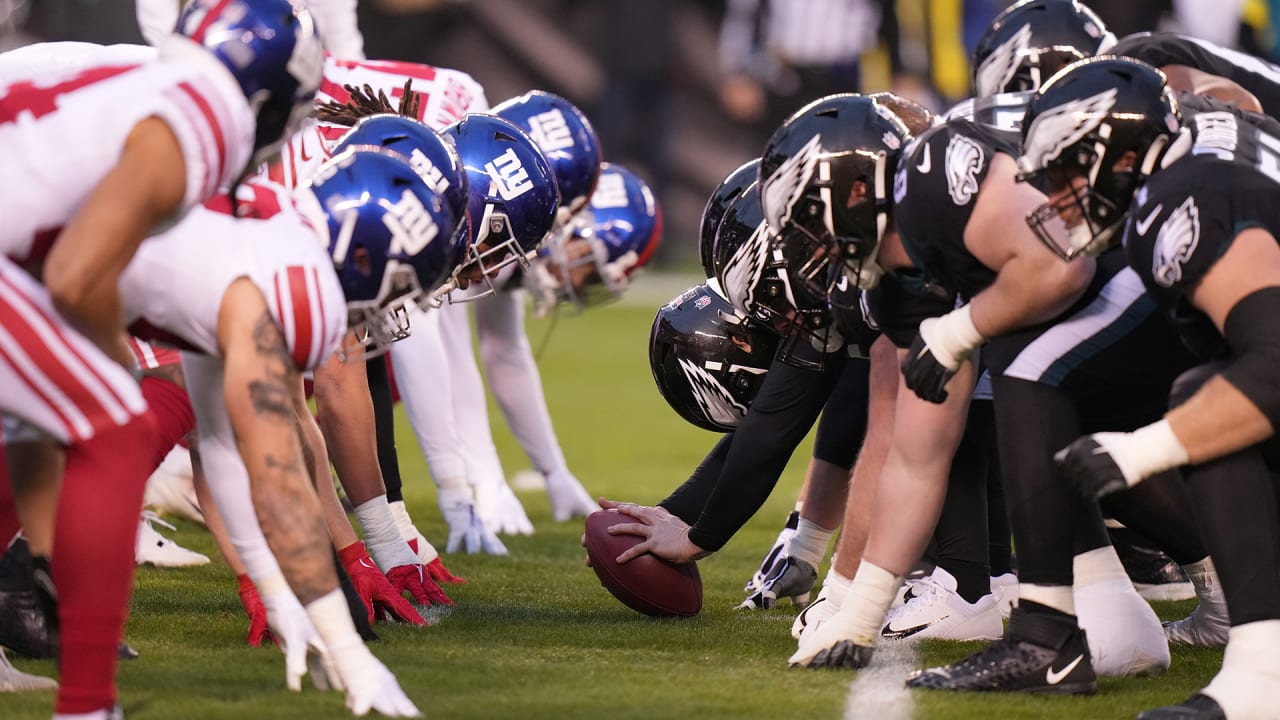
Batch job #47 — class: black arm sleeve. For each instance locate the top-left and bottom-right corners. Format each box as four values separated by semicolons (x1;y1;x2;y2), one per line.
684;353;845;552
659;433;734;525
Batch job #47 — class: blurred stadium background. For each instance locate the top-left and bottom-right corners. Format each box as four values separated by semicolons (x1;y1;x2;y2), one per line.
5;0;1279;273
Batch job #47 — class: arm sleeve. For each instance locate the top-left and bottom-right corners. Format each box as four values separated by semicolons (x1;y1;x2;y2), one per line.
659;433;734;524
685;355;843;552
306;0;366;60
1113;32;1280;114
136;0;182;47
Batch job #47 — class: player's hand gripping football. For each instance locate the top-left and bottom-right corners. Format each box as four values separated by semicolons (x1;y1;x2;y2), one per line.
597;499;709;565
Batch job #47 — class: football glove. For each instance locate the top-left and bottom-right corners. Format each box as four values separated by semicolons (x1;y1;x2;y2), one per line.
739;556;816;610
439;486;508;555
545;469;597;522
261;587;339;691
1055;435;1132;500
744;512;799;593
385;564;453;607
479;481;534;536
788;600;877;670
327;638;421;717
236;574;274;647
423;556;467;585
901;306;984;404
338;543;428;625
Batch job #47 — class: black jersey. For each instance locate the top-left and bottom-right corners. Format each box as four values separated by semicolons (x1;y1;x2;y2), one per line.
893;119;1017;302
1125;104;1280;312
1113;32;1280;117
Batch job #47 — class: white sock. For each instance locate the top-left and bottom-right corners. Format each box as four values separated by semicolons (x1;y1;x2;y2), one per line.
789;518;834;569
1073;545;1130;588
1020;583;1075;615
1203;619;1280;720
840;560;903;646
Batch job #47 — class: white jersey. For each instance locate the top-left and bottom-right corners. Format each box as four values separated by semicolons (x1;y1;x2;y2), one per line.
0;255;147;444
120;179;347;372
0;37;254;264
265;55;488;190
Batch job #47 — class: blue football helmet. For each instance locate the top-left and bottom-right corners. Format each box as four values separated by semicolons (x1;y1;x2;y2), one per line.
443;113;560;299
334;115;471;279
527;163;661;315
176;0;324;167
491;91;602;219
296;148;461;357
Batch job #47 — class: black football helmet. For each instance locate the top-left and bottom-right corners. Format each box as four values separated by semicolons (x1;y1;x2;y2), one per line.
972;0;1116;99
1018;56;1181;259
699;160;760;279
713;181;842;369
649;280;778;432
758;94;911;292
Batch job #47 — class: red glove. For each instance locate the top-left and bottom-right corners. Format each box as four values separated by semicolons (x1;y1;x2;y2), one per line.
425;557;467;585
236;574;274;647
339;542;428;626
407;537;468;585
386;563;454;607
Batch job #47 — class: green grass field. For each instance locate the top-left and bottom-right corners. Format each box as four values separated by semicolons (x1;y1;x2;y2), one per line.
1;285;1225;719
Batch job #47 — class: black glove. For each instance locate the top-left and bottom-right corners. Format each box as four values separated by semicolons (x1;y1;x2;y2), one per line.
1054;436;1130;500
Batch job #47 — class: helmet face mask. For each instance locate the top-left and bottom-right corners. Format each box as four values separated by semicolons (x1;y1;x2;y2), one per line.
298;149;460;359
759;95;906;292
714;187;842;369
648;282;778;432
1017;57;1180;260
443;114;561;302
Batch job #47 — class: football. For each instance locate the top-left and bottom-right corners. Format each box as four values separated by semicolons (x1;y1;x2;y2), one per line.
583;510;703;617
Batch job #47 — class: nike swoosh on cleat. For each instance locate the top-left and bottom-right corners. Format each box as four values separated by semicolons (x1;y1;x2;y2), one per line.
1045;654;1084;685
881;616;949;639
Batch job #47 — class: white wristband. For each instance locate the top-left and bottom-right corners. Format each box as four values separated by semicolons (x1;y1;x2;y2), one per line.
353;495;403;551
304;588;362;653
919;304;986;370
1094;419;1190;487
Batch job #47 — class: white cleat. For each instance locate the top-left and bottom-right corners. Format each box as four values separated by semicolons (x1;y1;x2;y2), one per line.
135;511;210;568
143;447;204;526
879;567;1003;642
0;647;56;692
991;572;1019;620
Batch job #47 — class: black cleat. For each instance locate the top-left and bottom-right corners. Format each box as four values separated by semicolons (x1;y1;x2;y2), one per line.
1136;693;1226;719
906;602;1096;695
0;539;57;659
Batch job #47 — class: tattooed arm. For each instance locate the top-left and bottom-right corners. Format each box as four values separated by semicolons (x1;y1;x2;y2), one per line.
217;278;337;604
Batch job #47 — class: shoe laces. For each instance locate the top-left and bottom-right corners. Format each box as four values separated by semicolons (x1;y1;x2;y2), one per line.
140;510;178;534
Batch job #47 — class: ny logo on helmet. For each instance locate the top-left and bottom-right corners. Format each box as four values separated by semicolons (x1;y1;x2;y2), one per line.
383;190;439;256
526;109;575;153
485;148;534;200
409;148;451;195
590;171;630;210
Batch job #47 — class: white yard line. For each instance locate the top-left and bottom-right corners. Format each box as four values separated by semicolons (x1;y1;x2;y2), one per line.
843;642;918;720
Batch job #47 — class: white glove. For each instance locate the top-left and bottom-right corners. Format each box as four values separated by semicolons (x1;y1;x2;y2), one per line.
261;586;340;692
439;486;508;555
745;513;798;593
788;590;879;669
481;481;534;536
328;639;421;717
544;469;597;522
